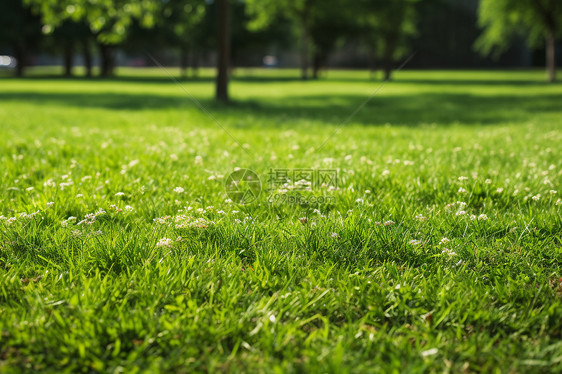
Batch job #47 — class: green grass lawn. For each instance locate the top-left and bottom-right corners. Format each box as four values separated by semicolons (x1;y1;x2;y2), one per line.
1;68;561;373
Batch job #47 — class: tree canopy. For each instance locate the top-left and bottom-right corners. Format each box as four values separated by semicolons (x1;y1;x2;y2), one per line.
476;0;561;82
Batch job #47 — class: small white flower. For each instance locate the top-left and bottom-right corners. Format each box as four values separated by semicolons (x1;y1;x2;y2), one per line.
115;192;125;197
470;214;476;220
330;232;340;238
174;187;185;194
439;237;450;245
441;248;456;256
355;198;364;203
496;188;504;194
44;179;56;188
484;179;492;184
124;205;134;212
382;170;390;176
76;194;84;198
421;348;439;357
550;190;557;195
415;214;427;221
478;214;488;221
59;182;73;190
46;201;55;207
458;187;467;194
384;220;395;226
156;238;173;248
458;176;468;181
532;194;541;201
26;187;34;191
409;239;421;245
456;210;466;216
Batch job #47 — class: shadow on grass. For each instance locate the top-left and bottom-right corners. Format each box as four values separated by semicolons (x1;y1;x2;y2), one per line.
0;71;555;85
2;88;561;127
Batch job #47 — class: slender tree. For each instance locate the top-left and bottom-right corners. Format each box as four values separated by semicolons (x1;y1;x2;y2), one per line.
246;0;316;80
358;0;418;81
157;0;206;78
216;0;230;102
308;0;358;79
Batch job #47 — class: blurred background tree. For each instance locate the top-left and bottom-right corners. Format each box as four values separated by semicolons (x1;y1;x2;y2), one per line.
0;0;43;77
246;0;321;80
357;0;419;81
476;0;561;82
26;0;158;76
0;0;559;86
158;0;206;79
43;20;93;77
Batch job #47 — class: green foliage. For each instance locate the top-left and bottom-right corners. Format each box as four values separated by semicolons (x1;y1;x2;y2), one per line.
0;68;561;371
25;0;159;44
476;0;561;56
160;0;206;48
357;0;419;59
245;0;309;31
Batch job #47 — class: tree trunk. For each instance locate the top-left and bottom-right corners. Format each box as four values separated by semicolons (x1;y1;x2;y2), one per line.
99;43;115;77
383;35;398;81
13;43;25;77
83;38;92;78
546;31;556;83
312;52;323;79
192;51;200;77
300;18;309;80
216;0;230;102
63;42;73;77
368;45;377;80
180;46;189;79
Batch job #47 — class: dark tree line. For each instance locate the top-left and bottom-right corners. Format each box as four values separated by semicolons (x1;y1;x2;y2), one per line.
1;0;559;103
